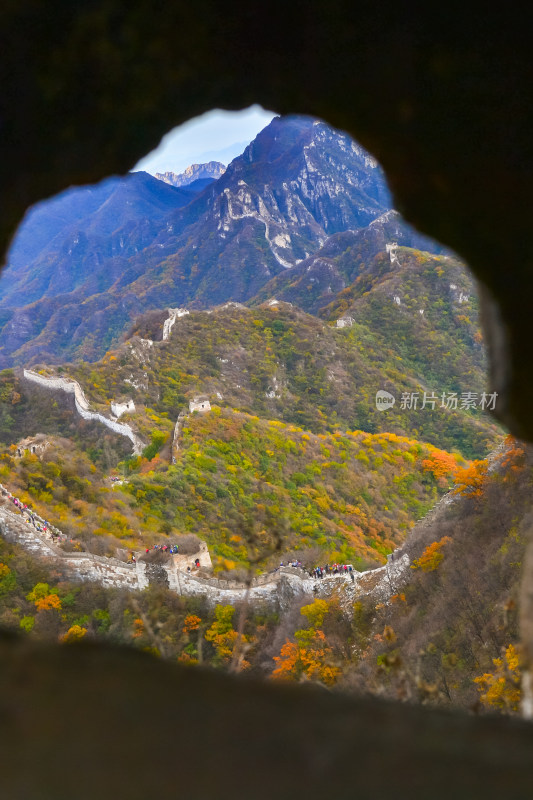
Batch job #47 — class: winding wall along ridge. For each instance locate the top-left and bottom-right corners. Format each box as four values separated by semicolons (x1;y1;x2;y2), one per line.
23;369;145;455
0;492;410;610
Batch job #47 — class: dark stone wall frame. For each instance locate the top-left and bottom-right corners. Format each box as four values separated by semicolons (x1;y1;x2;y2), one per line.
2;5;533;795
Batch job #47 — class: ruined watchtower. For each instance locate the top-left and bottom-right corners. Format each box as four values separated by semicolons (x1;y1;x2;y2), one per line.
189;396;211;414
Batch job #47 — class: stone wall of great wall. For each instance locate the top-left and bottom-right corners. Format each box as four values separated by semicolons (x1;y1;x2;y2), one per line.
22;369;145;455
171;410;188;464
14;367;417;608
0;487;412;610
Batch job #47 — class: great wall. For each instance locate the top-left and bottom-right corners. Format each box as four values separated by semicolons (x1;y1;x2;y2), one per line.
0;483;413;611
10;345;479;611
22;369;145;455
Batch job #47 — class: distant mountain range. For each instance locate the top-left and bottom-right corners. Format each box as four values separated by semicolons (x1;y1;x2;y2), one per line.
0;115;443;366
4;172;206;304
155;161;226;187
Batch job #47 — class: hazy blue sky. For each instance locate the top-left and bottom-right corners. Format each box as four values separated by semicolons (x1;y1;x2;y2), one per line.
133;105;277;175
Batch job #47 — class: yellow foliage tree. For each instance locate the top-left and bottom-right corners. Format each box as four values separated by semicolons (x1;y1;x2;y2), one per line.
300;598;329;630
272;599;340;686
474;644;522;712
382;625;397;643
61;625;88;643
27;582;57;602
205;605;249;668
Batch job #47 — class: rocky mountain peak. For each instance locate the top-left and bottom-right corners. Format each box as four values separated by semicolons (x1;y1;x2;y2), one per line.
0;115;421;366
200;115;394;271
155;161;226;188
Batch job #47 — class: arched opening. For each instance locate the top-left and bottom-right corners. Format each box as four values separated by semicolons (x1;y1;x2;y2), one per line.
0;106;507;689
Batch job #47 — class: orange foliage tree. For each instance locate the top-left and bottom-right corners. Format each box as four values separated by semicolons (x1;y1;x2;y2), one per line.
421;449;458;483
390;592;407;605
499;435;526;482
35;594;62;612
183;614;202;634
272;599;340;686
452;460;488;498
26;582;62;611
411;536;452;572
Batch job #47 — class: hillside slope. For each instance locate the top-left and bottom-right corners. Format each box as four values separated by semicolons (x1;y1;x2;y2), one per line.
63;268;500;458
0;404;460;571
0;276;501;571
342;438;530;715
251;210;447;314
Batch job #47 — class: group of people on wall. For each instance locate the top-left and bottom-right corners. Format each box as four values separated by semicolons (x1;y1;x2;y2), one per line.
2;490;67;542
311;563;355;582
132;543;202;572
278;558;356;582
3;488;356;585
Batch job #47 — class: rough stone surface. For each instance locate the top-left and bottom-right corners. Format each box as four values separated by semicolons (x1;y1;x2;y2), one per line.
0;632;531;800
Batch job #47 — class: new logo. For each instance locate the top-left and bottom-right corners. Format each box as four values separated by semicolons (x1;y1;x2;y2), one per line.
375;390;395;411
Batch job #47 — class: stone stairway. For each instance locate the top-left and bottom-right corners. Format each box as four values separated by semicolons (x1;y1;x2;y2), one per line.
0;504;61;558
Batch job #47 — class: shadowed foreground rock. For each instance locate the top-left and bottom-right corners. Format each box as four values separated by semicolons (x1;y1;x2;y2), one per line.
0;633;532;799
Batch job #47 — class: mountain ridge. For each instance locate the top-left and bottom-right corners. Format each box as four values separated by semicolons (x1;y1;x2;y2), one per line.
0;116;398;366
155;161;226;187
